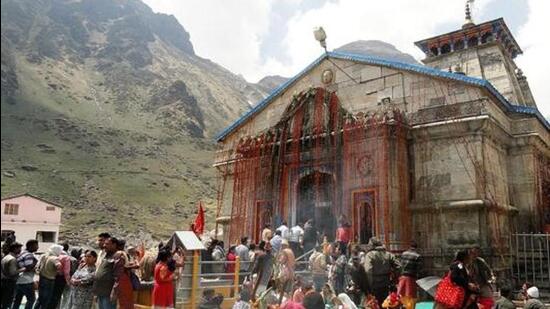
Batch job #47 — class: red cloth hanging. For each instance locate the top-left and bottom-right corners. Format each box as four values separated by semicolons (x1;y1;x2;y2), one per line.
192;202;205;235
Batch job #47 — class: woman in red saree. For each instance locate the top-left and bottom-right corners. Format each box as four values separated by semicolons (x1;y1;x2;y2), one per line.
113;239;136;309
225;246;237;280
152;249;176;308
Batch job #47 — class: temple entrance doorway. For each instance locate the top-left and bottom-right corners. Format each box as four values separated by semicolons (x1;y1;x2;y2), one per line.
253;201;273;242
296;171;336;240
352;190;376;244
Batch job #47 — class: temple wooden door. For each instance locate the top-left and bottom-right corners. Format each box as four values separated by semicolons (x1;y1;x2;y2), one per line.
297;172;336;240
352;190;376;244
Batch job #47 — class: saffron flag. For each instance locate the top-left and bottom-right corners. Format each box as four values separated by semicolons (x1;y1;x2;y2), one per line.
192;201;205;235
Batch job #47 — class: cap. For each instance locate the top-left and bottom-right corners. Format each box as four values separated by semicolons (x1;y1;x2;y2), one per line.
527;286;539;298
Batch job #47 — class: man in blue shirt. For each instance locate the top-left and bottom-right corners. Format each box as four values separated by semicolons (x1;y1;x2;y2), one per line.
270;230;283;254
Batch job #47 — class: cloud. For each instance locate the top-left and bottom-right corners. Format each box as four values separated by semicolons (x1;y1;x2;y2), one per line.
143;0;271;80
144;0;548;118
515;0;550;118
262;0;501;79
143;0;493;81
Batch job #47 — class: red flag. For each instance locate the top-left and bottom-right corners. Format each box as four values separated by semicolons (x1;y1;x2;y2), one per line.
192;201;205;235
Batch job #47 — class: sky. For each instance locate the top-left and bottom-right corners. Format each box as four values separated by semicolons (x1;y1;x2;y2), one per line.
144;0;549;118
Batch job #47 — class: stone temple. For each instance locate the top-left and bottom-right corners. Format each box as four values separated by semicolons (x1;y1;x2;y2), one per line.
213;14;549;273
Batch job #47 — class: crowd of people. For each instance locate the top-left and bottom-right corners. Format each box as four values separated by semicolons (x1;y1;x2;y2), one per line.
224;217;424;309
434;248;545;309
1;219;547;309
210;217;546;309
1;232;185;309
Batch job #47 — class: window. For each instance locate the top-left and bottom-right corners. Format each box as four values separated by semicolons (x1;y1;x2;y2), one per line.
454;40;465;51
440;44;451;54
1;230;15;242
36;231;56;243
46;206;56;211
4;203;19;215
468;36;479;47
481;32;493;44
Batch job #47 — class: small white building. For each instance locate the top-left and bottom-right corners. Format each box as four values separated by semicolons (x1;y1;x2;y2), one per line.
1;194;62;252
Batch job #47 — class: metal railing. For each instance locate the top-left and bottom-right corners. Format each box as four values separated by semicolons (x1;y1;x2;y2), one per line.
511;233;550;289
294;248;314;279
178;256;244;308
175;248;316;308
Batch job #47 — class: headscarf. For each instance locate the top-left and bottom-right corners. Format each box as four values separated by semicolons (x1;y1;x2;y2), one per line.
49;244;63;256
338;293;358;309
527;286;540;298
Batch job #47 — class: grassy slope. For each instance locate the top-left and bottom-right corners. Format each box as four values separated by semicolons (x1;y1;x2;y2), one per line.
1;54;219;245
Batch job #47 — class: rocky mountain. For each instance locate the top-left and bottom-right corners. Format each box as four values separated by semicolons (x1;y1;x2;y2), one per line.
335;40;420;64
256;75;289;94
1;0;255;244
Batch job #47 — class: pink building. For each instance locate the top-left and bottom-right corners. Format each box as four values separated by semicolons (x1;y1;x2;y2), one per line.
1;194;62;252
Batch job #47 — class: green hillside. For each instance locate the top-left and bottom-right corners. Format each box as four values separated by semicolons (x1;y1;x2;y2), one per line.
0;0;253;245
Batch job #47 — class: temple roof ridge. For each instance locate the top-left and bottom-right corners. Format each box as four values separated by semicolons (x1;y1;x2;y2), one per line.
414;18;522;59
216;50;548;142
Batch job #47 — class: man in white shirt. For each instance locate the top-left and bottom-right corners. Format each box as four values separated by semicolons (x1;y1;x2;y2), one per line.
95;232;111;266
289;222;304;257
235;237;251;273
276;221;290;241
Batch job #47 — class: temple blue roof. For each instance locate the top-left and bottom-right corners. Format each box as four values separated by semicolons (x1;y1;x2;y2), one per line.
216;51;549;142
